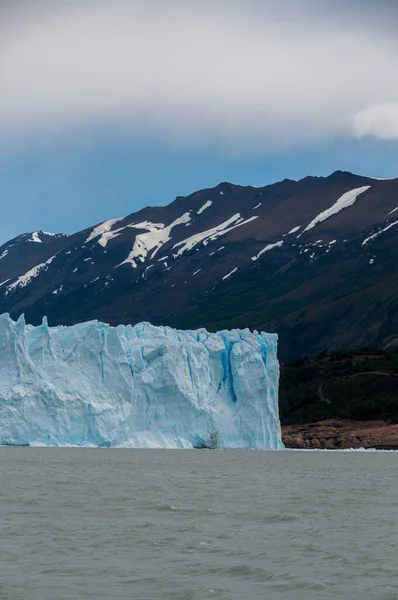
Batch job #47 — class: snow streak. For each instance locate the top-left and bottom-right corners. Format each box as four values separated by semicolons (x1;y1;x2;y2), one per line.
299;186;371;235
251;241;283;262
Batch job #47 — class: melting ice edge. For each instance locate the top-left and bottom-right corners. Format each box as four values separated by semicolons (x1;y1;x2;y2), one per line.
0;314;283;449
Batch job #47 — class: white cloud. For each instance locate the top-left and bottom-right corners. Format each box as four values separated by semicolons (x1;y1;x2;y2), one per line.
1;0;398;151
353;103;398;140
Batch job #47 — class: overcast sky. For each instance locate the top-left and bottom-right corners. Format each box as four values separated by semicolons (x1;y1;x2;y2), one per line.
1;0;398;241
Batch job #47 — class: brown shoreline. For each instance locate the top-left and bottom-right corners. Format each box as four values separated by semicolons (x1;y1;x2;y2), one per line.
282;419;398;450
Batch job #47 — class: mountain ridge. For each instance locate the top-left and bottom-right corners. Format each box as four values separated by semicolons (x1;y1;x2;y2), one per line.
1;170;397;360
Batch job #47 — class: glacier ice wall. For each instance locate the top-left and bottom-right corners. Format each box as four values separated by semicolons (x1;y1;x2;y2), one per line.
0;313;283;449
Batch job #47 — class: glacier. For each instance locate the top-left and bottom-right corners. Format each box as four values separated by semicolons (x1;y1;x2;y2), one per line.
0;313;283;449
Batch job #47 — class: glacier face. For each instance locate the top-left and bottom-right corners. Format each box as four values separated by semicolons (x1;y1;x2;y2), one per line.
0;313;283;449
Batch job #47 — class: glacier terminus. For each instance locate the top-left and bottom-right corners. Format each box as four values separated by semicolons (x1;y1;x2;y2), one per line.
0;313;283;449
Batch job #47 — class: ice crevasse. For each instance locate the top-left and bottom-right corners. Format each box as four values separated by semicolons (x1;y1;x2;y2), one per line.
0;313;283;449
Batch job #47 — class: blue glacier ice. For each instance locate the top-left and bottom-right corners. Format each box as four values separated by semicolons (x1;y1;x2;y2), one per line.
0;313;283;449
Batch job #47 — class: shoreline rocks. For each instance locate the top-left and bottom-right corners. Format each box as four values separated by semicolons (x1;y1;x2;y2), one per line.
282;419;398;450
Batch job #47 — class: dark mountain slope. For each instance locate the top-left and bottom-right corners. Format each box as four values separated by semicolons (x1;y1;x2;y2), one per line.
1;171;397;360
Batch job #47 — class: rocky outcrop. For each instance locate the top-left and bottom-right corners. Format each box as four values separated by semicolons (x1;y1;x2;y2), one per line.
282;419;398;450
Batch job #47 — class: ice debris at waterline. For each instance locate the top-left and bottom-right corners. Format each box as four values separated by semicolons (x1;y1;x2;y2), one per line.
0;313;283;449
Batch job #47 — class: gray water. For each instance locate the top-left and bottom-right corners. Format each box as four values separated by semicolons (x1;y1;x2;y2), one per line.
0;450;397;600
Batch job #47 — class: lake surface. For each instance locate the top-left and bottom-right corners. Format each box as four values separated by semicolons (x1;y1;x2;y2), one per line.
0;449;397;600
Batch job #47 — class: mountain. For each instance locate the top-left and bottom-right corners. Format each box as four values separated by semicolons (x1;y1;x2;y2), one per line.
1;170;398;360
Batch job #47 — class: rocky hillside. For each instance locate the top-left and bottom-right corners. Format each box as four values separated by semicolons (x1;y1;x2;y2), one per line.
279;348;398;449
1;170;398;360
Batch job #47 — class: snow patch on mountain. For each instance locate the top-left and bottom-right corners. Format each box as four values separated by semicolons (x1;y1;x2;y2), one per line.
173;215;258;257
86;218;125;247
97;226;127;247
197;201;212;215
362;220;398;246
42;231;64;238
223;267;238;280
299;186;371;235
28;232;43;243
119;213;191;268
251;241;284;262
7;254;58;293
25;231;64;243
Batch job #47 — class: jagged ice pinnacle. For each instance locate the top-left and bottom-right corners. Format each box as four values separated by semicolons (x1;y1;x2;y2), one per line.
0;313;283;449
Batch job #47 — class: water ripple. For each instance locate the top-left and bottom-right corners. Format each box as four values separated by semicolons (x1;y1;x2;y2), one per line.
0;449;396;600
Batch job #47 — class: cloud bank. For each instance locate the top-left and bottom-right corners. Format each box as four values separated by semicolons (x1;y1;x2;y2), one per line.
353;104;398;140
1;0;398;151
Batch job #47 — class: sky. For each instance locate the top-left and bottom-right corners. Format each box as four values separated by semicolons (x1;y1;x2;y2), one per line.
1;0;398;242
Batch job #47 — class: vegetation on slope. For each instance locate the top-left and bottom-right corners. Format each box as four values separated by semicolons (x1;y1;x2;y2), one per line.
279;348;398;425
